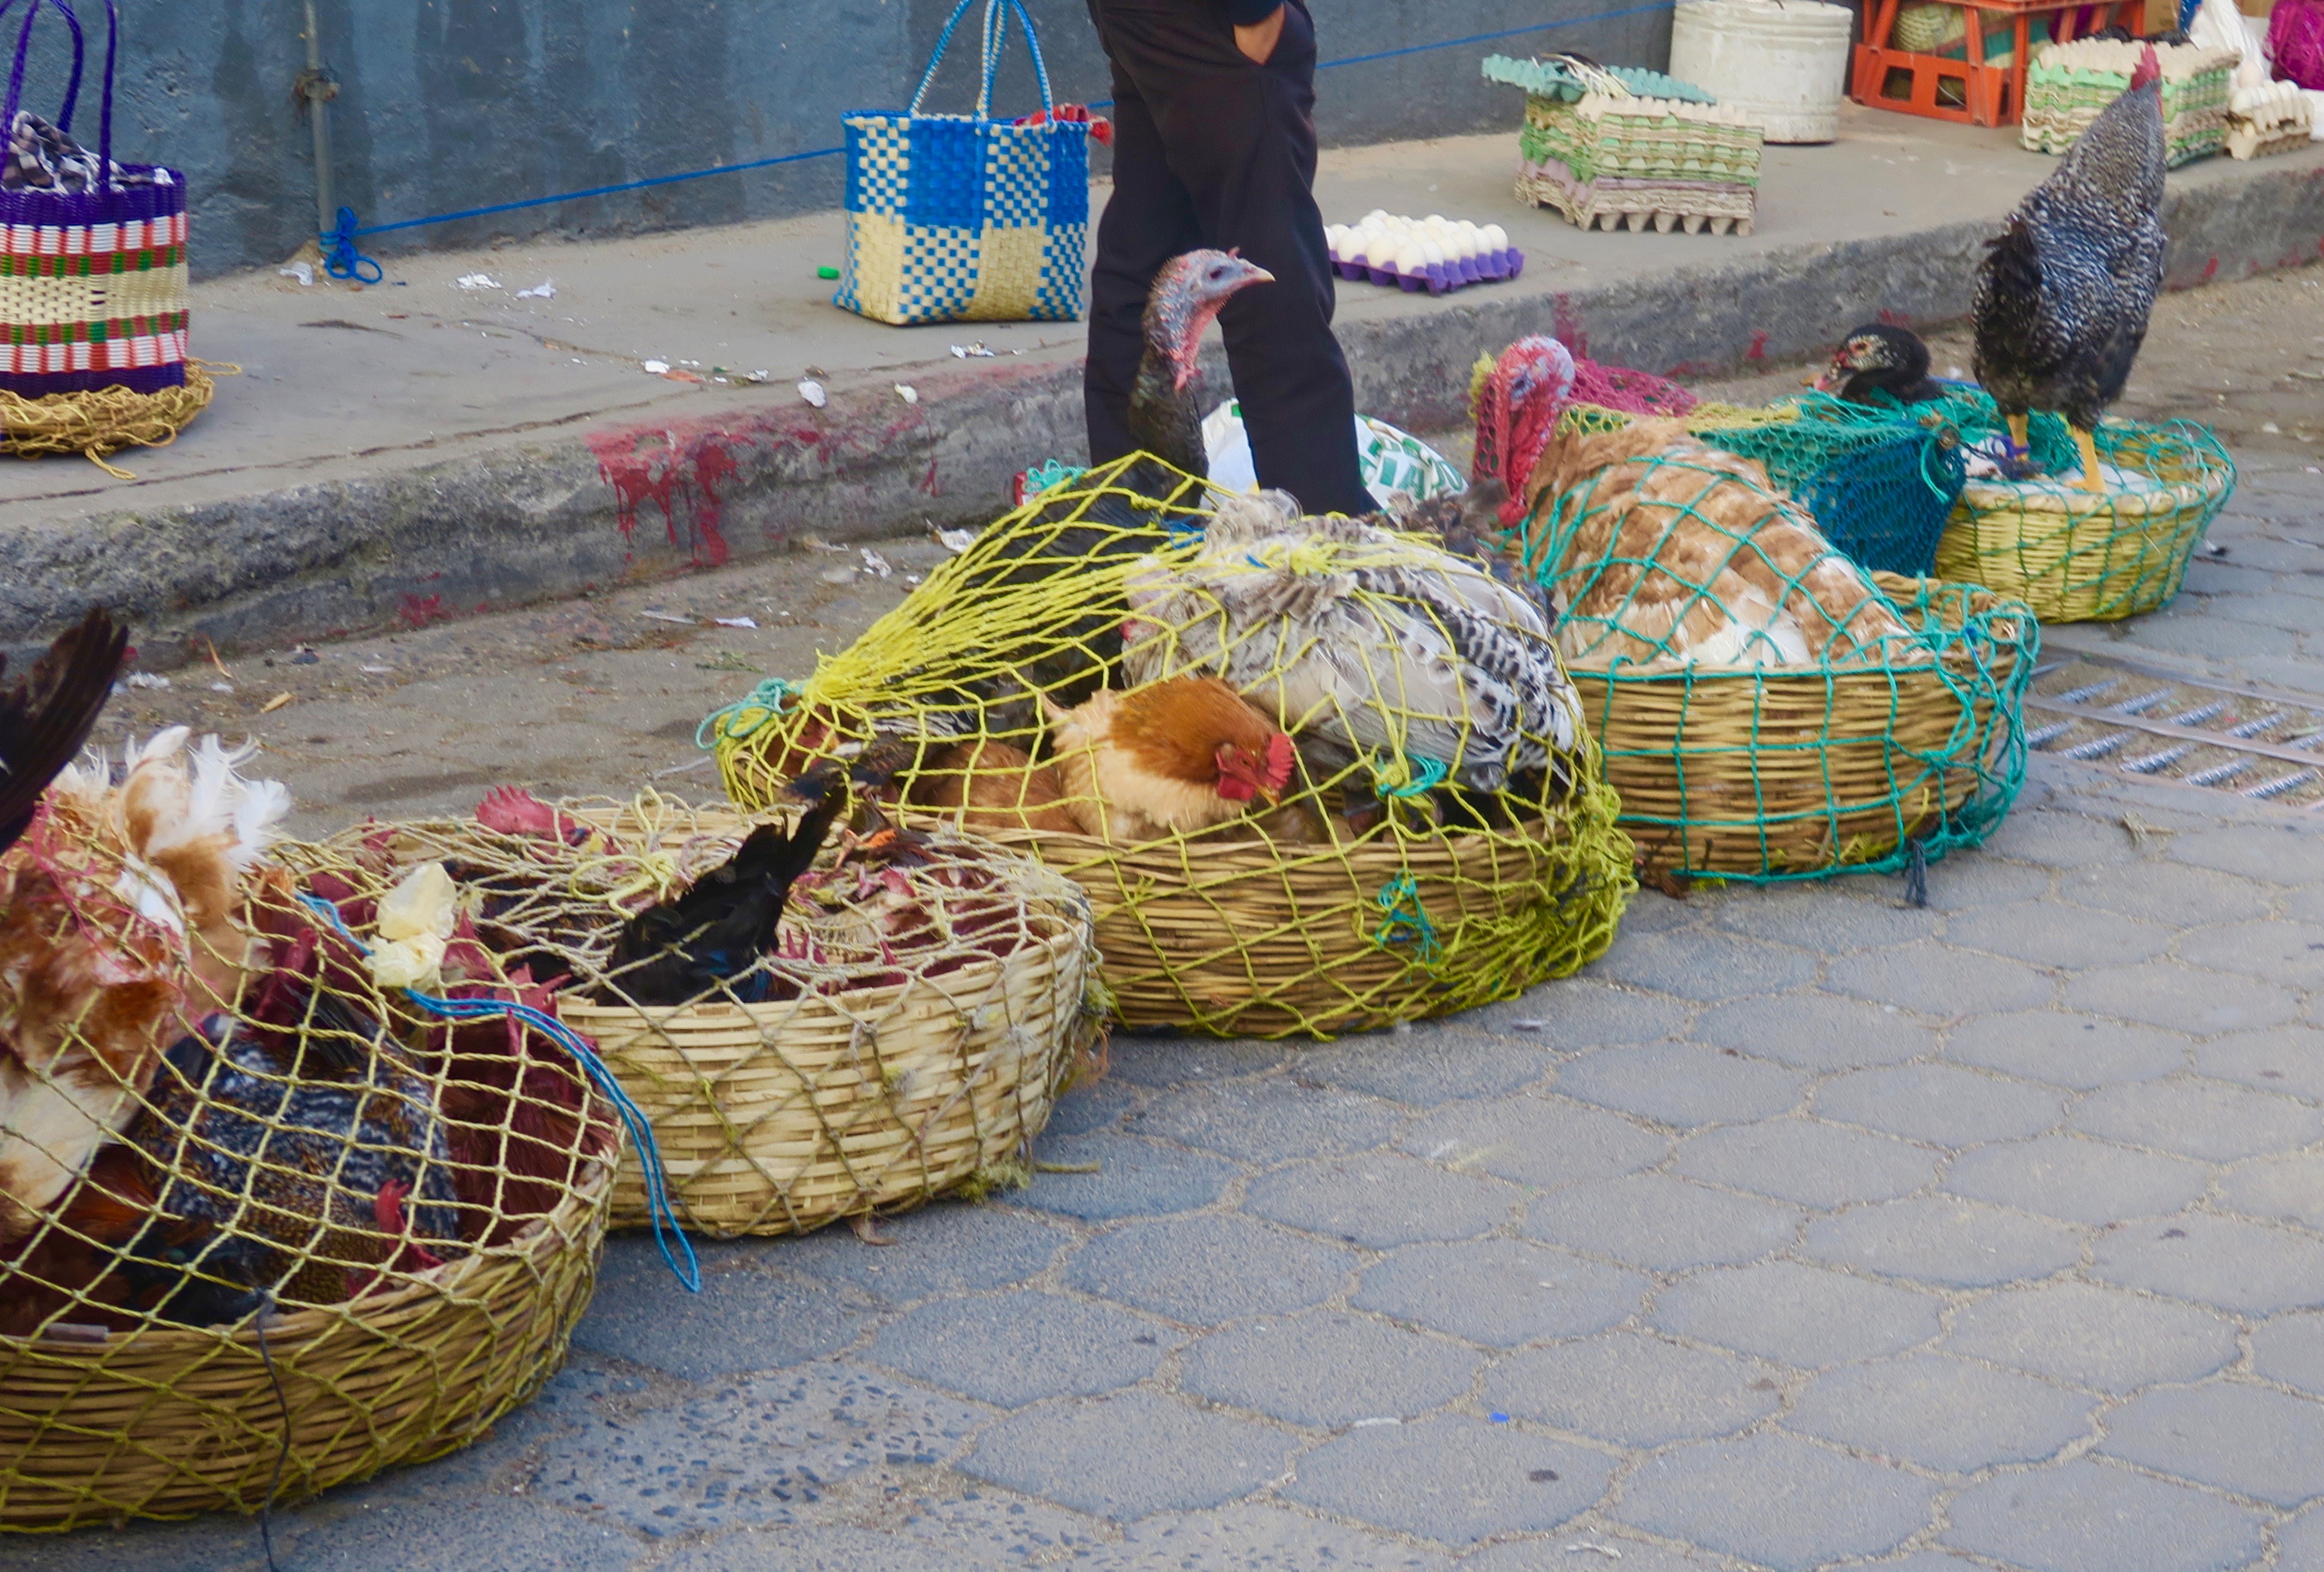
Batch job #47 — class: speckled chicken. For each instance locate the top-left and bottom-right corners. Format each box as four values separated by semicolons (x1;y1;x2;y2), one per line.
1972;45;2168;492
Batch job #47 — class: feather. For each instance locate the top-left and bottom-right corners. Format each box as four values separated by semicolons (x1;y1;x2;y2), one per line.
0;609;128;858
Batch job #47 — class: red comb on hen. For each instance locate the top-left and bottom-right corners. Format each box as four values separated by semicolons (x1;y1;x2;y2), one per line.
475;785;575;841
2129;43;2161;90
1264;732;1296;792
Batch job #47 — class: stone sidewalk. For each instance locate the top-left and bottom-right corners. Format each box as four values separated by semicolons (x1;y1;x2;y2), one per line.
11;465;2324;1571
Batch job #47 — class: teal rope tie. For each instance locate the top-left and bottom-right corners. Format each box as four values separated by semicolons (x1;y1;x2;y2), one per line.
1372;872;1443;969
1020;458;1087;500
1373;753;1448;800
698;677;801;749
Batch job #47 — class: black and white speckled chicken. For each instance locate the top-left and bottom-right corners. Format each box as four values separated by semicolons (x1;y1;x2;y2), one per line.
1972;45;2167;492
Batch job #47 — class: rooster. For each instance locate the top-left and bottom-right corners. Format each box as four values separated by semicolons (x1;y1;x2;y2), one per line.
1519;418;1917;671
597;774;847;1006
1038;675;1296;844
1121;493;1580;801
0;729;289;1242
1972;44;2167;492
1815;324;1948;406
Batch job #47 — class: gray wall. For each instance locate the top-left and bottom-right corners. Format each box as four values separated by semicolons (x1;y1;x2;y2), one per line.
14;1;1673;277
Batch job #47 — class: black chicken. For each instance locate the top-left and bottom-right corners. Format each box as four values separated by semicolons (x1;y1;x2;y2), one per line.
1814;324;1947;406
1972;45;2167;492
0;608;128;856
598;774;847;1005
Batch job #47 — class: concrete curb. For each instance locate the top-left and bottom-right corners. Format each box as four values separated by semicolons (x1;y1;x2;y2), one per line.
11;159;2322;666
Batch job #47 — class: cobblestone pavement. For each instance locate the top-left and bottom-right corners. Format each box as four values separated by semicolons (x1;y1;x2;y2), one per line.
9;316;2324;1571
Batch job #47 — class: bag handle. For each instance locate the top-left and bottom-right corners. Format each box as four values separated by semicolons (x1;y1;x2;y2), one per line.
908;0;1055;118
2;0;114;174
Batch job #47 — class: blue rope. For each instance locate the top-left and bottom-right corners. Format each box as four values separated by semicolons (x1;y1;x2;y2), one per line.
697;677;802;750
1372;873;1443;968
322;2;1680;245
321;205;382;283
295;893;703;1292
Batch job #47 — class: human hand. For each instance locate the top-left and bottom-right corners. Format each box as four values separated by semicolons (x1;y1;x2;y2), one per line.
1234;4;1286;63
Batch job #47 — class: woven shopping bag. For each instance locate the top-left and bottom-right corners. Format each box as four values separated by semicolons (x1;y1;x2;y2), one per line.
836;0;1089;325
0;0;186;395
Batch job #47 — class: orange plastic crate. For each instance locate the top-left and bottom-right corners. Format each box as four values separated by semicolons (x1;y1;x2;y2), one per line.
1850;0;2143;125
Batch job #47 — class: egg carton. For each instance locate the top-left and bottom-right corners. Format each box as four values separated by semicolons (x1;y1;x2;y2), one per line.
1518;161;1757;235
1325;212;1525;295
1481;53;1716;105
2227;81;2316;158
2020;39;2238;163
1520;93;1765;187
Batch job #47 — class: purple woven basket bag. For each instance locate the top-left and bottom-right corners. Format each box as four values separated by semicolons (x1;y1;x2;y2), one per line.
0;0;187;397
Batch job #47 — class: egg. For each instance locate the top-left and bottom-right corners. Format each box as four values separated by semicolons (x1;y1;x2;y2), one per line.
1482;223;1509;251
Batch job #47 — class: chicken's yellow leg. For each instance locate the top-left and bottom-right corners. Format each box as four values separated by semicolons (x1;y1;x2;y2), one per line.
2006;412;2030;453
2072;426;2105;493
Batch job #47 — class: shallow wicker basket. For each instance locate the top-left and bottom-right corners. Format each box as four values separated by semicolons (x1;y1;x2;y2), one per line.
1574;574;2037;879
329;798;1102;1239
1935;419;2235;623
0;845;617;1530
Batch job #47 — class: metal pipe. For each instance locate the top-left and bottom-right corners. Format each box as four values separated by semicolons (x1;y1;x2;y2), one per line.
300;0;335;235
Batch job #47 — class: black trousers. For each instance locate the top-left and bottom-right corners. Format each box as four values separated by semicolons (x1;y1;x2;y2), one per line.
1082;0;1372;516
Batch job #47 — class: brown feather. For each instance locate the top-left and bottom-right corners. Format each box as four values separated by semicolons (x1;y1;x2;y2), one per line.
900;739;1084;836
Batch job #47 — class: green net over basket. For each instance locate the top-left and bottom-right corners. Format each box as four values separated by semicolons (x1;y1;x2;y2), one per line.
1559;393;1975;578
1;809;616;1530
1520;419;2038;880
1933;395;2236;623
709;452;1636;1040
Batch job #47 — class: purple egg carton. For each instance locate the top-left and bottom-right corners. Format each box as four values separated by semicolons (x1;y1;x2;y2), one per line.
1329;247;1525;295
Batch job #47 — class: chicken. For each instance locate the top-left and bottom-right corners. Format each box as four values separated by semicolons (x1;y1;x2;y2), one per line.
597;774;847;1006
1121;493;1581;798
894;737;1084;837
1814;324;1947;406
0;608;128;857
1039;675;1298;844
0;729;288;1242
1519;418;1917;671
1972;44;2168;492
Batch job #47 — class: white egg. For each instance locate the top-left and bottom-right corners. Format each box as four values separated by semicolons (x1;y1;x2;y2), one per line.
1361;208;1388;226
1418;239;1445;267
1424;213;1447;227
1482;223;1509;251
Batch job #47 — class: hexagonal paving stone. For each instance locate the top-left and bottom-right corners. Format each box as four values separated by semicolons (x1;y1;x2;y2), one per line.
661;1525;996;1571
1457;1535;1728;1572
867;1292;1178;1408
1525;1173;1803;1271
2070;1077;2324;1162
1982;810;2144;870
2282;1507;2324;1572
1065;1216;1354;1326
1691;992;1935;1071
1017;1132;1244;1221
1554;1042;1807;1128
1824;942;2054;1018
2062;861;2273;929
1612;1430;1939;1572
1071;1504;1453;1571
1915;854;2054;912
775;1203;1071;1306
2101;1382;2324;1507
1293;1031;1554;1106
963;1392;1296;1520
1396;1093;1667;1191
2060;962;2300;1037
1802;1196;2083;1287
1047;1075;1147;1137
1127;1076;1403;1166
1944;1135;2209;1225
1107;1038;1289;1088
576;1240;880;1380
1816;1063;2066;1146
1280;1416;1614;1545
1942;1281;2237;1393
1480;1332;1784;1446
1353;1238;1649;1348
2196;1027;2324;1100
1649;1260;1943;1366
1243;1153;1521;1248
1591;928;1821;1003
1955;900;2175;970
2090;1212;2324;1314
2253;1312;2324;1396
1946;1012;2188;1089
1464;980;1694;1047
1179;1312;1482;1428
2219;1151;2324;1230
1783;1353;2096;1472
1707;882;1934;953
1674;1119;1939;1208
1944;1459;2264;1572
2168;824;2324;886
2177;920;2324;989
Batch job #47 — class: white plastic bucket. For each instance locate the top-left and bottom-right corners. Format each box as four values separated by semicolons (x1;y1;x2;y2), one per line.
1668;0;1854;143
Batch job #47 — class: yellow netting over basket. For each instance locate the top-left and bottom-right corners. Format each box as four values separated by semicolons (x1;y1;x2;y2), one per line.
0;819;614;1531
318;794;1104;1239
1935;415;2235;623
710;453;1636;1041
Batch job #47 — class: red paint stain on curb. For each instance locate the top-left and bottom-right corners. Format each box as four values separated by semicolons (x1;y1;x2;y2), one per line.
586;423;739;568
1745;329;1769;362
400;594;448;630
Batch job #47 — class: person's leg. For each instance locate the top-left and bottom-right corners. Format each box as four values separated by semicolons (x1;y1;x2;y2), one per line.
1084;3;1203;466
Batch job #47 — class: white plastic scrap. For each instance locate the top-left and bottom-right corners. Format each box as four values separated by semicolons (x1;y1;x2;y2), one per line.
642;359;671;374
515;279;557;300
949;342;997;358
936;526;977;554
277;261;315;286
455;273;503;291
124;672;169;689
714;615;759;628
860;548;894;578
746;369;770;383
799;379;828;408
894;383;919;405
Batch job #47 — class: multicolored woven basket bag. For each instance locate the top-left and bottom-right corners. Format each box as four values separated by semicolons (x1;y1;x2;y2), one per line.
0;0;189;396
835;0;1089;326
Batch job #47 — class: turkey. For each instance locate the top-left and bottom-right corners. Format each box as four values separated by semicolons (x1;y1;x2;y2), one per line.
1971;44;2168;493
1119;490;1582;798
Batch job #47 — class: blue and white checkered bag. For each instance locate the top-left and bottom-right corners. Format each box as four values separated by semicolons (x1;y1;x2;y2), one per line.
836;0;1089;326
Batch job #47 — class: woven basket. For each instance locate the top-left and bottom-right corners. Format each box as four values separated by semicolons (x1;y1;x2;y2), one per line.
1571;574;2034;878
0;838;616;1530
327;797;1102;1239
1935;419;2235;623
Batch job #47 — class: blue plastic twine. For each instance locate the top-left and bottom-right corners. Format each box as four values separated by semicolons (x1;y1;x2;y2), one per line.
321;205;383;284
697;677;802;750
296;893;702;1291
1372;872;1443;969
1374;754;1448;800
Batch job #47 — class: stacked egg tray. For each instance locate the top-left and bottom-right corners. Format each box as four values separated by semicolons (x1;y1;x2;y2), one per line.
2019;39;2239;164
2227;80;2314;160
1325;215;1525;295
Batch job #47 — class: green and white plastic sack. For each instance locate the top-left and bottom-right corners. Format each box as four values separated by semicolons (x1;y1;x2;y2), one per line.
1199;400;1468;507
